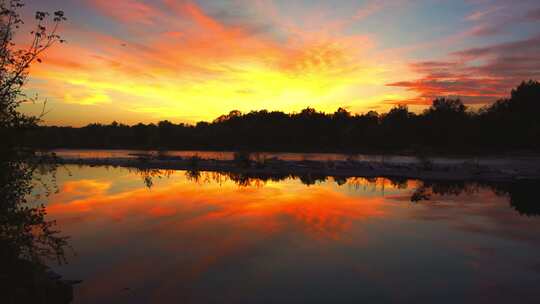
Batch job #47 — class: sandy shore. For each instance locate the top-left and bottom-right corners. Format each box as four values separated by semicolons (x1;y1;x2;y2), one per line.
52;154;540;182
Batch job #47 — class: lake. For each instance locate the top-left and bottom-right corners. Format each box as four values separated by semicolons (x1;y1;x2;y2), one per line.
41;165;540;303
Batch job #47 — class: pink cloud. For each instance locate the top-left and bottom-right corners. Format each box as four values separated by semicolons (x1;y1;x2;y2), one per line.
89;0;162;24
526;8;540;20
388;34;540;105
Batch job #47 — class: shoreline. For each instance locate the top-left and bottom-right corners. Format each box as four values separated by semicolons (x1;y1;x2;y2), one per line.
52;155;540;182
42;147;540;159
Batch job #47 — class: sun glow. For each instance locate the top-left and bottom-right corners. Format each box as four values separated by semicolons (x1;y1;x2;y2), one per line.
22;0;415;126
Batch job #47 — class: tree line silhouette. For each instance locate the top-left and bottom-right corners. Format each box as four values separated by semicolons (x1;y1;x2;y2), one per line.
23;80;540;153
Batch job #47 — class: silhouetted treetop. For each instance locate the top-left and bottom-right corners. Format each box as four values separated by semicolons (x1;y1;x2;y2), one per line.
20;80;540;153
426;98;466;115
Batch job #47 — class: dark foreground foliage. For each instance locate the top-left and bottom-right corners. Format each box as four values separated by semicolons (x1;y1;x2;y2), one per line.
0;150;73;304
0;1;72;302
23;80;540;153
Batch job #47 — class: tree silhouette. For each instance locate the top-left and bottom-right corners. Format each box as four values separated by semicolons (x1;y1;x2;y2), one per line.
24;80;540;153
0;1;71;302
1;0;66;141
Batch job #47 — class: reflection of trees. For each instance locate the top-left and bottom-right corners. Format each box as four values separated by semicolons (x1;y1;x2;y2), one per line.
496;181;540;217
134;168;540;217
0;153;68;263
131;168;174;188
388;177;408;189
410;180;540;217
410;181;480;202
184;170;293;187
140;170;410;193
185;169;202;183
299;173;327;186
1;151;73;303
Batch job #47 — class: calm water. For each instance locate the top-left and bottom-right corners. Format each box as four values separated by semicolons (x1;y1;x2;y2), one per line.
42;165;540;303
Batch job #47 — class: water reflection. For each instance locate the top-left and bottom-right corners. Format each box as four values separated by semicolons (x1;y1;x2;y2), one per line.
135;167;415;190
138;168;540;217
43;166;540;304
410;180;540;217
0;152;73;303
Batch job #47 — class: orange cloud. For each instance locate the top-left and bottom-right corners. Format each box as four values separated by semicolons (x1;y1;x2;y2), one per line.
24;0;411;125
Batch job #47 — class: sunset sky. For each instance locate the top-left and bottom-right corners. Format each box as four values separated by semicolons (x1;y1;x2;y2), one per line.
17;0;540;126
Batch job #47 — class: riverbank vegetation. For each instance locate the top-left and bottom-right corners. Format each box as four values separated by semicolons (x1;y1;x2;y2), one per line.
0;1;73;302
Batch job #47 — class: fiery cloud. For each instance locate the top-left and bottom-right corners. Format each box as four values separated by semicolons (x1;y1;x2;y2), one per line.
23;0;412;125
16;0;540;123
